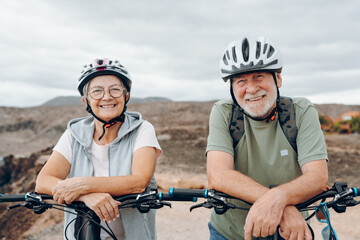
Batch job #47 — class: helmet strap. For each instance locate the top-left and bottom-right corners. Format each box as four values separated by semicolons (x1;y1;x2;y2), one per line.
230;73;280;122
85;94;129;141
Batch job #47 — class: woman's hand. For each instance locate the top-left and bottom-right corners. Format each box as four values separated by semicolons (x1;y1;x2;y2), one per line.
278;206;312;240
79;193;121;222
52;177;89;204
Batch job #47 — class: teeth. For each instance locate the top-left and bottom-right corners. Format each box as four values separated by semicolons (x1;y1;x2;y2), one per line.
248;96;263;101
100;104;116;108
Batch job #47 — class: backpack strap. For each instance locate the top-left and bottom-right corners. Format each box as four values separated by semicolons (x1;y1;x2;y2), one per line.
229;96;298;152
278;96;298;153
229;104;245;148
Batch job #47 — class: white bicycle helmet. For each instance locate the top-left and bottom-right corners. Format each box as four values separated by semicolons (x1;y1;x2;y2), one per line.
219;36;283;81
78;58;132;96
77;58;132;141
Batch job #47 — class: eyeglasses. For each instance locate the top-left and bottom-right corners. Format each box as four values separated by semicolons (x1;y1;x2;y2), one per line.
88;85;125;100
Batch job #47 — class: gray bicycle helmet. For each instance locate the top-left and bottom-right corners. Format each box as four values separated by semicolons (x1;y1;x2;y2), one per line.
78;58;132;96
219;36;283;81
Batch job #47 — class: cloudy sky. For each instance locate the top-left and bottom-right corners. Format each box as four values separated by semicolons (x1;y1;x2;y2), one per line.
1;0;359;107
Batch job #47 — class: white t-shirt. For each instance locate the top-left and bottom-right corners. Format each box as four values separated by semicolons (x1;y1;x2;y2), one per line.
54;120;162;176
53;120;162;239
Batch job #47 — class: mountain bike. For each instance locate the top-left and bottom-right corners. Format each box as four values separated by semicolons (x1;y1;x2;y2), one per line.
167;182;360;240
1;182;359;240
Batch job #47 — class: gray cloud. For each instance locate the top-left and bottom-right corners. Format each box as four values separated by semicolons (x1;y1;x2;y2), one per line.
0;0;359;107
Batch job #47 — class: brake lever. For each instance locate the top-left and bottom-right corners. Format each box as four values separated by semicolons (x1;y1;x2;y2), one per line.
344;199;359;207
136;200;172;213
190;190;243;214
7;199;52;214
156;200;172;209
190;202;210;212
7;203;24;211
189;198;233;214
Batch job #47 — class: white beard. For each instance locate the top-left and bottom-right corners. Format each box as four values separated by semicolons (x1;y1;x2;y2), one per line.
239;88;277;119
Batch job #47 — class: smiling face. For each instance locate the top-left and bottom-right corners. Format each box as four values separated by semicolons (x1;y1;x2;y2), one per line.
83;75;128;122
231;72;282;119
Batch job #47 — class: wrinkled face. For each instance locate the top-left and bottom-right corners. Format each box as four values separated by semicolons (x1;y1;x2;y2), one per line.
231;72;282;119
83;75;128;122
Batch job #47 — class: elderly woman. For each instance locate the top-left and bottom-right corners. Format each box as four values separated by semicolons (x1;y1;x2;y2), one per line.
35;58;162;240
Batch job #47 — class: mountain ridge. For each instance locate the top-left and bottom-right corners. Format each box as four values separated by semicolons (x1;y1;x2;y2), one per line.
40;96;173;106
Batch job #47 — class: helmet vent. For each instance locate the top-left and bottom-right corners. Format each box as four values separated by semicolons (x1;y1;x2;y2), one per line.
97;59;104;65
120;68;128;74
256;41;261;59
222;55;228;65
267;45;275;58
263;43;268;54
232;46;237;63
242;38;249;62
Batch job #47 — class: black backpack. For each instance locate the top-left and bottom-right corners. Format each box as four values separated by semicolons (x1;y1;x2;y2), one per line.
229;96;298;153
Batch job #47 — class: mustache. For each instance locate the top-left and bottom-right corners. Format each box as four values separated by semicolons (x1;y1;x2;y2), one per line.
244;90;267;100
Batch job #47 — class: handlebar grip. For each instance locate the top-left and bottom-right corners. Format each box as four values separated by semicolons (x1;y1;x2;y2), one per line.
0;194;26;202
158;192;197;202
353;188;360;197
169;188;208;198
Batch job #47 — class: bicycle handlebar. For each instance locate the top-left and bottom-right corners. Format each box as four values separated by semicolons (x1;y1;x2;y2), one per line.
1;183;359;240
168;187;245;200
1;183;358;211
296;183;359;211
0;192;53;202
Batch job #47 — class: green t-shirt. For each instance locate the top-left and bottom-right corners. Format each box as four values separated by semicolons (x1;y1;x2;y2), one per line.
206;97;328;240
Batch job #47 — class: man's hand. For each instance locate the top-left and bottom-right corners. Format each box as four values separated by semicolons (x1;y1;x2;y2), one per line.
79;193;121;222
244;188;287;240
52;177;89;204
278;206;312;240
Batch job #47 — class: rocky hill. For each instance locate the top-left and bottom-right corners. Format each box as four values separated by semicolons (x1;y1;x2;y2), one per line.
0;100;358;157
0;101;213;157
314;103;360;120
41;96;172;106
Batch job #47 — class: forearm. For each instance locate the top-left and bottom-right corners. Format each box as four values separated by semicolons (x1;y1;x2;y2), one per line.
35;151;71;195
275;160;328;206
35;174;64;195
209;168;269;203
75;174;152;197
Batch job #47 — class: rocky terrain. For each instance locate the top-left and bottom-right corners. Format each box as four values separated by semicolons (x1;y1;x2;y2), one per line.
0;101;360;239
